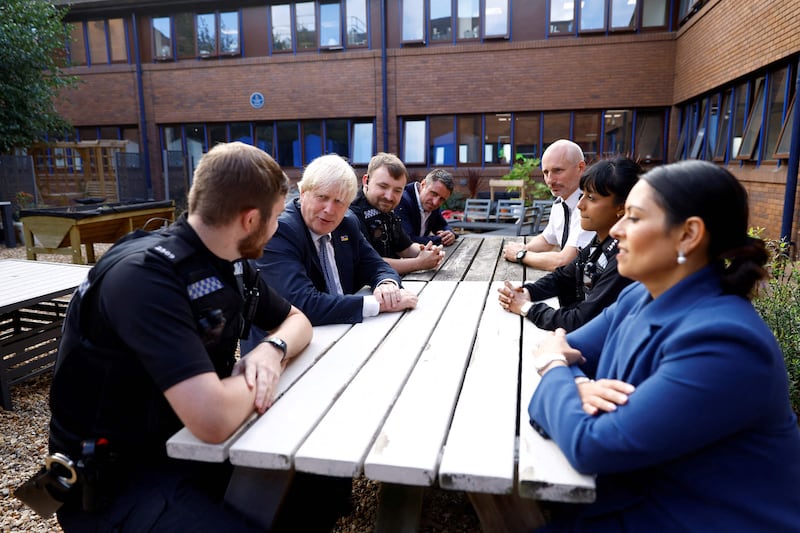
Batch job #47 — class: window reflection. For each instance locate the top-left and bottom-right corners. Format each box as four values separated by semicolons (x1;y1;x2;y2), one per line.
320;2;342;47
219;12;240;54
196;14;216;57
352;122;374;164
484;0;508;37
431;1;452;42
430;116;455;166
403;0;424;42
542;112;571;153
87;20;108;64
272;4;293;51
457;0;480;39
763;67;788;160
296;2;316;50
175;13;195;58
277;121;301;168
304;121;323;164
404;120;427;164
153;17;172;60
573;112;600;161
603;110;631;156
514;114;540;160
485;114;511;164
346;0;367;46
550;0;574;33
580;0;606;32
634;110;664;162
611;0;637;29
713;89;732;161
458;115;481;164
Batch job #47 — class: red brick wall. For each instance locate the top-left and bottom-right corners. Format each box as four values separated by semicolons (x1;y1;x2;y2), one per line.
55;65;139;125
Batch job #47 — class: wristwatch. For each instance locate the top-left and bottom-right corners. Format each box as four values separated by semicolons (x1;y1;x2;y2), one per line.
519;301;534;317
515;249;528;263
262;336;288;362
533;352;567;374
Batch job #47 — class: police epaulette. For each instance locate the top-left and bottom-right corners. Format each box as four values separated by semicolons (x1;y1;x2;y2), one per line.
148;232;194;265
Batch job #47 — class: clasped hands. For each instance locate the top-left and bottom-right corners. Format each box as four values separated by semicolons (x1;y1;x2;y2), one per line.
374;282;418;312
418;241;445;270
498;280;530;315
536;328;636;416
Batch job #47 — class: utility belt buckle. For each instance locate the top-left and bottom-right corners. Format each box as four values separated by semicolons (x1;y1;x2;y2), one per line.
15;453;78;518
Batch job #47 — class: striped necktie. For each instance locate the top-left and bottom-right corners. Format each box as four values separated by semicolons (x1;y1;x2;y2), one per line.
318;234;341;295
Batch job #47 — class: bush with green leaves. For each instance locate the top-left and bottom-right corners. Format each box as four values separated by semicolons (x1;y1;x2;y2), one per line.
750;229;800;417
501;156;550;201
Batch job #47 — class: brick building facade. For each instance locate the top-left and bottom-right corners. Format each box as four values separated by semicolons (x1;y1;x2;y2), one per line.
52;0;800;242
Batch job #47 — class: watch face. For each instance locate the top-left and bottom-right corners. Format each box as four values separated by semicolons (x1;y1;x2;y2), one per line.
516;250;526;260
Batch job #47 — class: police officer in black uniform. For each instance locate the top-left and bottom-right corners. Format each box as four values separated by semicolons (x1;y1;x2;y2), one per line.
498;157;641;331
349;152;444;275
46;142;313;531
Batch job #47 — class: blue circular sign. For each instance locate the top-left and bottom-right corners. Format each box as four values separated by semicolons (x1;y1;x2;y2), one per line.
250;92;265;109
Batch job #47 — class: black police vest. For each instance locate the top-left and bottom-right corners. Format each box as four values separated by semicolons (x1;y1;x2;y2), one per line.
49;228;251;458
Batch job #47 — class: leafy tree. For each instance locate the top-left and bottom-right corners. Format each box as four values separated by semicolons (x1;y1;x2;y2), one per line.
0;0;77;154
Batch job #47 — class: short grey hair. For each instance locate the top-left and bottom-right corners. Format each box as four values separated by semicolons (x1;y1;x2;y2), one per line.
298;154;359;204
424;169;455;193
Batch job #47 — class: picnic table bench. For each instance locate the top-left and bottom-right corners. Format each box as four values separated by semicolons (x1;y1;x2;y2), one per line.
167;236;595;531
0;259;90;410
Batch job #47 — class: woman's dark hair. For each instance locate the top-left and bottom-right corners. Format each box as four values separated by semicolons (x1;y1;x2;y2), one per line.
579;157;642;206
641;160;767;298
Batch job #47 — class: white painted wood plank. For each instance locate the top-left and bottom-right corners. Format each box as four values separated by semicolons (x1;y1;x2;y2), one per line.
166;323;352;462
437;281;521;494
294;281;457;477
517;301;596;503
364;281;488;486
228;282;426;470
0;259;89;313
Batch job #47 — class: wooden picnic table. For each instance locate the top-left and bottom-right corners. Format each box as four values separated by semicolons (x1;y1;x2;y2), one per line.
0;259;90;410
167;236;595;531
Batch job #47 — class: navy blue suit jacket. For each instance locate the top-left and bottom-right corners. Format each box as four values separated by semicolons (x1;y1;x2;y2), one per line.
246;199;400;336
395;183;454;246
530;266;800;531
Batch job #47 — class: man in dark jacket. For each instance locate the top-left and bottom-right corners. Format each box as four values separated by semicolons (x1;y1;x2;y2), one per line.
395;168;457;247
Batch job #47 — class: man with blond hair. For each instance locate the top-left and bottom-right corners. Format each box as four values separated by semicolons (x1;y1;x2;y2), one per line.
243;153;417;330
503;139;595;271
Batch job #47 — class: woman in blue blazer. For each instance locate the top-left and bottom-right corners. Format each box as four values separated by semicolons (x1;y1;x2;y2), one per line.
529;160;800;531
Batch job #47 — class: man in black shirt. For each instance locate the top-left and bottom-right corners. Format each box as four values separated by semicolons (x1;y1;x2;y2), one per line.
349;152;445;275
46;142;312;531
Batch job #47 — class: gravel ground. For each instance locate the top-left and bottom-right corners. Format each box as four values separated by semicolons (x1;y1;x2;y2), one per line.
0;243;481;532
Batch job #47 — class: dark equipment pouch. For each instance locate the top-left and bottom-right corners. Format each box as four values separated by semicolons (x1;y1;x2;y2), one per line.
15;453;77;517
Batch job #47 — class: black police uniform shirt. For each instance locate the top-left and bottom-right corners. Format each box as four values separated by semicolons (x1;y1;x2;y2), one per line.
349;190;414;259
521;235;633;332
48;215;291;460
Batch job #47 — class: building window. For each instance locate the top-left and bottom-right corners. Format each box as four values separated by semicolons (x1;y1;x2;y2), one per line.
431;1;452;42
320;2;343;48
774;95;795;159
87;20;108;65
403;119;427;164
255;123;275;155
68;22;87;66
579;0;606;32
219;12;240;54
402;0;425;42
573;111;601;160
642;0;668;28
352;122;374;164
153;17;172;60
713;89;733;161
484;114;511;164
457;0;480;40
484;0;509;38
603;110;632;156
610;0;637;31
230;123;252;144
304;121;323;164
550;0;574;34
737;77;765;160
542;112;571;153
271;4;293;51
430;116;455;166
296;2;317;50
763;66;789;161
108;19;127;63
346;0;368;46
326;119;349;155
175;13;196;59
458;115;482;164
196;14;217;57
730;82;748;157
514;113;541;160
634;110;664;163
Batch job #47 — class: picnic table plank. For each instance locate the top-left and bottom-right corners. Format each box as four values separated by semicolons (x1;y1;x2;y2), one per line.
463;237;503;281
0;259;89;313
228;282;426;469
517;311;596;503
402;238;464;282
494;236;524;282
437;281;521;494
166;323;353;462
363;281;488;485
294;281;458;477
431;237;482;281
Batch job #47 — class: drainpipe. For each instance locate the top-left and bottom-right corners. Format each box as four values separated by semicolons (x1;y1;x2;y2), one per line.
380;0;388;151
780;63;800;249
131;13;153;196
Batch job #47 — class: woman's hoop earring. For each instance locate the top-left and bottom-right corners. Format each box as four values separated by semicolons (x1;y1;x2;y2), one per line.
677;250;687;265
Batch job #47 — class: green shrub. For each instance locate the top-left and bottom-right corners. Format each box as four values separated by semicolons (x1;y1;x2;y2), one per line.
750;228;800;417
501;156;550;201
